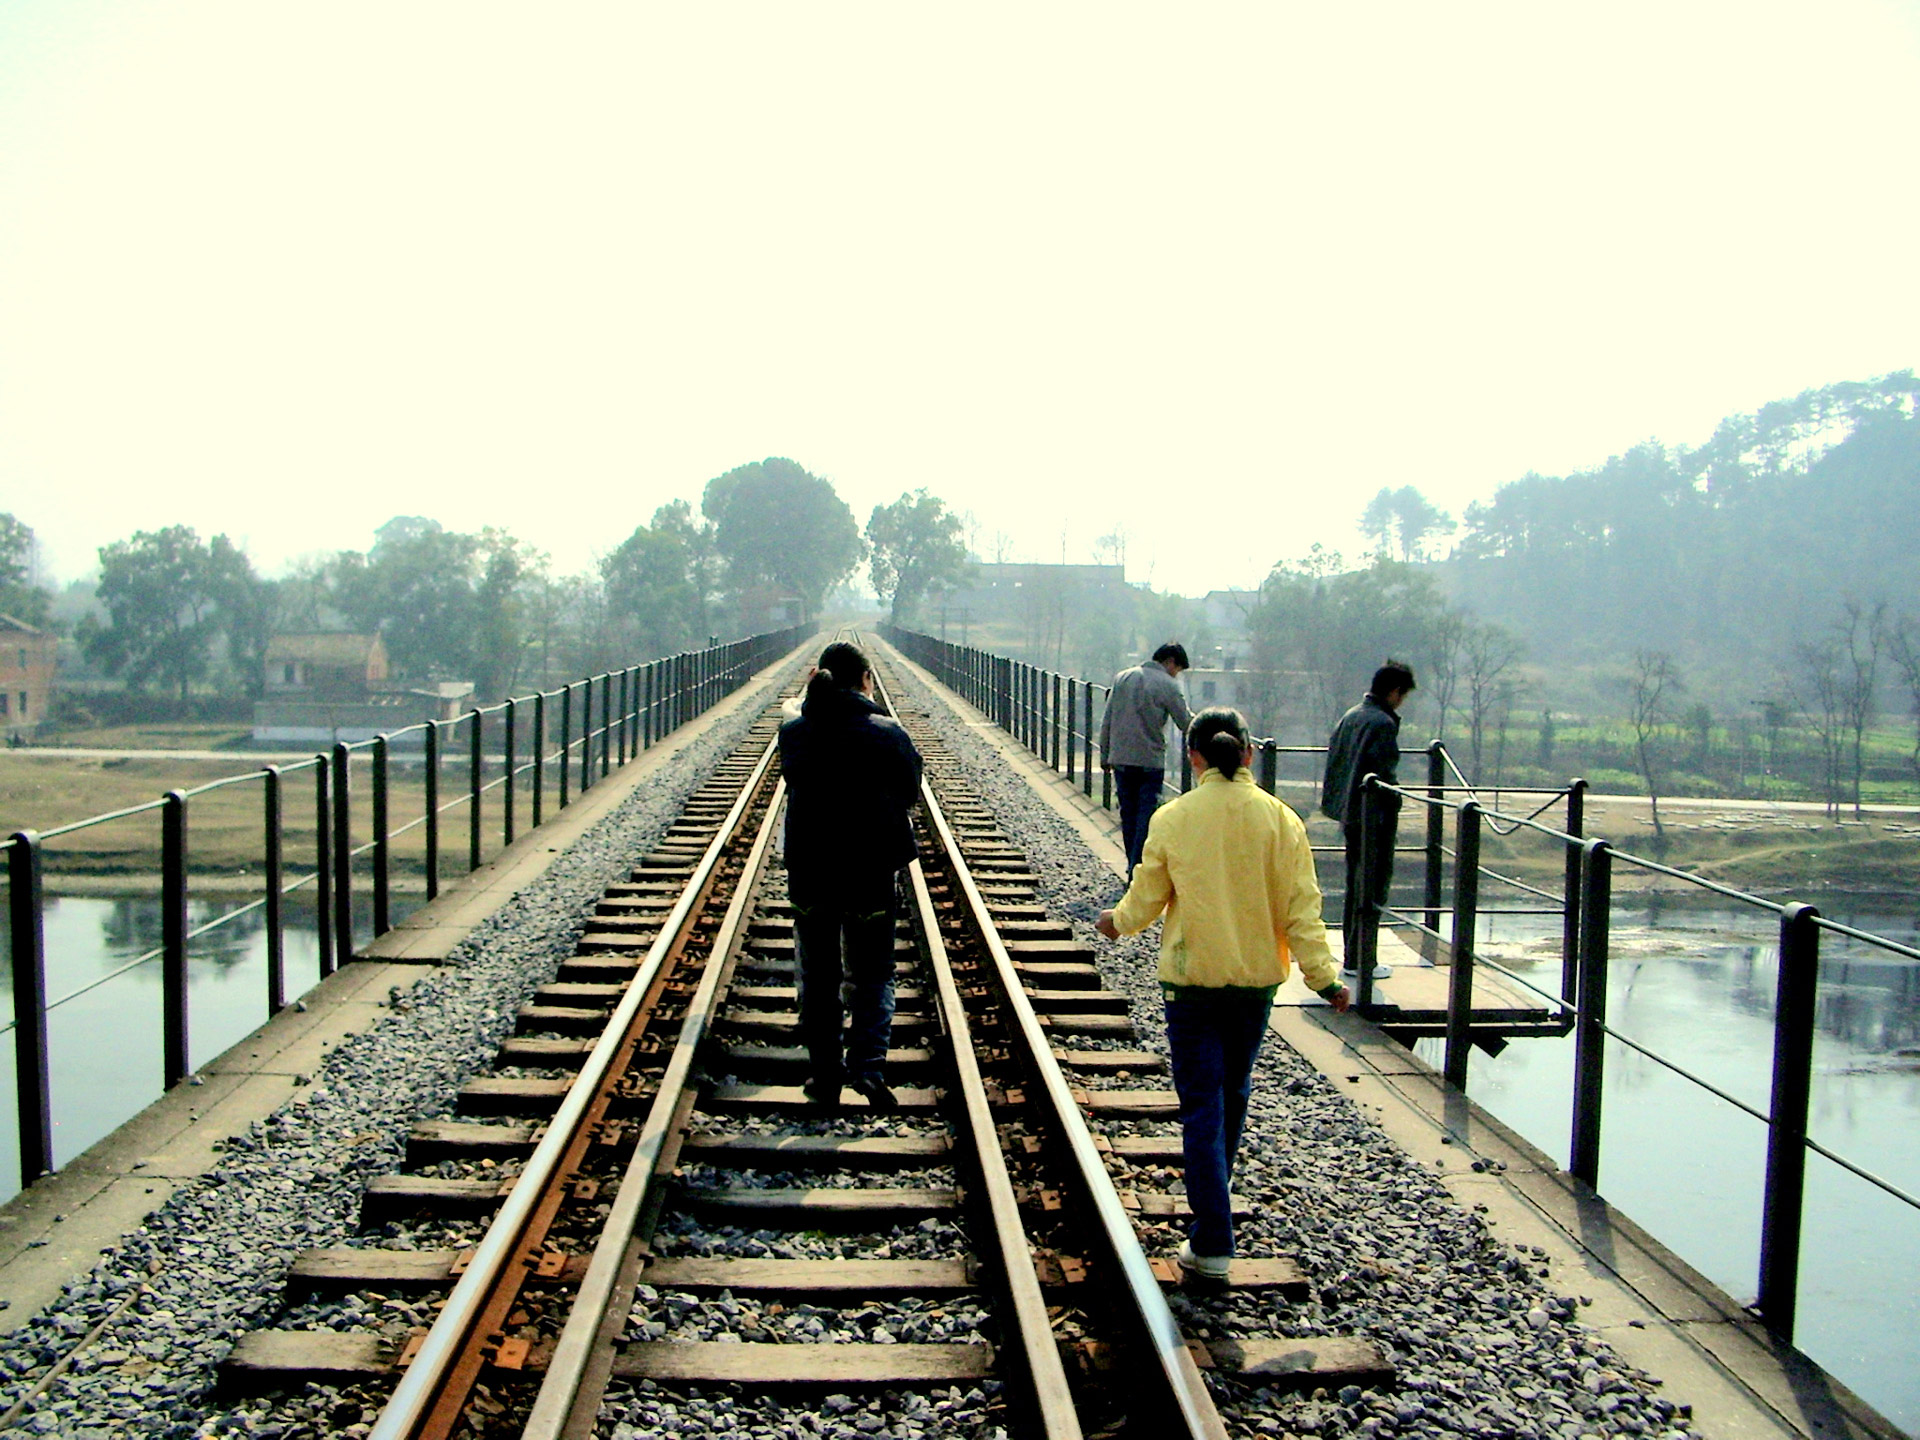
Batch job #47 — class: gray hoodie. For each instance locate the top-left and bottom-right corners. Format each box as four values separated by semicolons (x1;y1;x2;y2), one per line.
1099;661;1192;770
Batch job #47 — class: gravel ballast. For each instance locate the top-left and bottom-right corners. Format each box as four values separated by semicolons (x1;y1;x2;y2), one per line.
0;676;789;1438
881;653;1692;1440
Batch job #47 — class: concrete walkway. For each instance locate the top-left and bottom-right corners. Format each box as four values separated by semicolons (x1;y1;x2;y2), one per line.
0;644;807;1334
873;636;1905;1440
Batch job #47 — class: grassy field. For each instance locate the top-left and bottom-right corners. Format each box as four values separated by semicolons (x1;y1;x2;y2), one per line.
0;749;507;891
28;721;258;751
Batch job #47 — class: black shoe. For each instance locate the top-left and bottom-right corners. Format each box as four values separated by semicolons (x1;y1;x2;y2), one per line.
802;1077;843;1110
848;1075;898;1114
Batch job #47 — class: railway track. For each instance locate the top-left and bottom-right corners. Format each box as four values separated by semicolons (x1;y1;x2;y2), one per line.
216;640;1389;1438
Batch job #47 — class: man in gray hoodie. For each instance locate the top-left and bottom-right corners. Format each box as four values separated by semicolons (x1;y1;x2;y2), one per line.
1100;643;1192;876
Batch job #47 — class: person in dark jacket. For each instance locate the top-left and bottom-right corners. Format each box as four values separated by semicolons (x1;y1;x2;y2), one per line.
777;642;924;1111
1321;660;1416;982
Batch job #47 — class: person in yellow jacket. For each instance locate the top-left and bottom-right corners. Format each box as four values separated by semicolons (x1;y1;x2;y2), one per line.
1096;706;1350;1281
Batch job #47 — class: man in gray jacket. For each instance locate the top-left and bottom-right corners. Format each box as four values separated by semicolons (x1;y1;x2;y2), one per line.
1321;660;1416;981
1100;643;1192;875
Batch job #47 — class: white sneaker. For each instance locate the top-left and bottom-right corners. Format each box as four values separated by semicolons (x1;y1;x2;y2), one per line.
1342;961;1392;982
1176;1241;1231;1281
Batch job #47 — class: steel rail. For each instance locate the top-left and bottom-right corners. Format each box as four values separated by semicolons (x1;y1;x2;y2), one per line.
904;795;1082;1436
908;719;1229;1439
367;731;782;1440
520;775;786;1440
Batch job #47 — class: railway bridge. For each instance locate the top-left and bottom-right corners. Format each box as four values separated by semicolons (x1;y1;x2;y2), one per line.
0;627;1910;1440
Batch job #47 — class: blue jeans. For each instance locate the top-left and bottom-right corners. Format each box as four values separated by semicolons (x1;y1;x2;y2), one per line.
1113;766;1165;876
791;870;899;1087
1164;988;1274;1257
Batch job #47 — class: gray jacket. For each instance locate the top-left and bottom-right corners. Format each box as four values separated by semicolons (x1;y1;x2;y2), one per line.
1321;695;1403;825
1100;661;1192;770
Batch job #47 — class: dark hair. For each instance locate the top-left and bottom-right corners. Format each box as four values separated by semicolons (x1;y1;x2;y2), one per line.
1152;642;1190;670
1371;659;1416;697
808;641;871;702
1187;706;1250;779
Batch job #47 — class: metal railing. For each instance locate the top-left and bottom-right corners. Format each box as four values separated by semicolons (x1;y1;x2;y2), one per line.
1357;773;1920;1344
3;624;813;1192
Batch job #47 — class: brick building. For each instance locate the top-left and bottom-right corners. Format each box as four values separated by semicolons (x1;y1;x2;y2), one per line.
0;616;57;739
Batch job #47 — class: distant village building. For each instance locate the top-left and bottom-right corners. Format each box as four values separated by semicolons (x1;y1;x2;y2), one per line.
735;587;804;634
252;634;474;746
0;616;57;739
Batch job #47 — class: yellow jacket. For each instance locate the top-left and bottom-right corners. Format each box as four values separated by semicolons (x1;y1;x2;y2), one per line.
1110;768;1340;993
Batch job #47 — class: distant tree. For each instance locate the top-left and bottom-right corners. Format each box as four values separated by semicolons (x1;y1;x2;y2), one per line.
0;514;52;626
329;522;536;698
1248;555;1455;736
1888;615;1920;795
1361;486;1453;561
867;490;969;625
701;458;863;616
84;526;262;703
1462;621;1524;781
1628;650;1682;842
1682;702;1714;772
1536;708;1556;770
208;535;277;698
1790;639;1847;818
1832;600;1887;818
602;522;704;658
649;500;724;634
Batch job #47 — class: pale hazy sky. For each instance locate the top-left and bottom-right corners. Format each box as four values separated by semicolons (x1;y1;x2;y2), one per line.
3;3;1918;596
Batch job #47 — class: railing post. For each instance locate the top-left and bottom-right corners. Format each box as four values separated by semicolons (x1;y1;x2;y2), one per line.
616;670;629;765
1443;800;1482;1092
331;744;352;972
1425;742;1446;935
372;734;390;938
503;699;518;847
559;684;572;806
9;831;53;1184
1083;682;1095;796
1101;687;1113;810
162;789;190;1088
424;722;440;901
579;676;593;792
642;664;653;749
314;757;333;972
468;708;484;871
600;673;612;777
1051;672;1062;772
1065;673;1075;783
264;769;285;1015
1757;902;1821;1341
1356;778;1380;1010
532;691;546;828
1258;739;1278;794
1569;839;1612;1186
1561;779;1588;1003
628;665;640;756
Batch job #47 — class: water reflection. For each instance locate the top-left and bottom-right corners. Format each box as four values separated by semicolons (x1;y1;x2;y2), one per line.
1427;896;1920;1436
0;892;378;1204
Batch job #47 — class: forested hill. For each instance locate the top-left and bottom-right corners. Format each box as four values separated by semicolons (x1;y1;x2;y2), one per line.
1437;373;1920;686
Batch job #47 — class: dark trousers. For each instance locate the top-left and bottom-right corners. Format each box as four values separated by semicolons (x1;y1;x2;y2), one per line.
1164;988;1274;1257
791;870;899;1088
1341;811;1397;971
1113;765;1165;876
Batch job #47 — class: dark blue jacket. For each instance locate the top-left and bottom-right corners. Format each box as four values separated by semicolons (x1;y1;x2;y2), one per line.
1321;695;1402;825
778;685;923;882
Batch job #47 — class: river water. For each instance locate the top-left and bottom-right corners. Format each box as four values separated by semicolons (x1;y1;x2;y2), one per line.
1;893;1916;1431
1416;897;1920;1436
